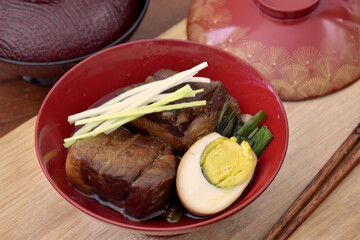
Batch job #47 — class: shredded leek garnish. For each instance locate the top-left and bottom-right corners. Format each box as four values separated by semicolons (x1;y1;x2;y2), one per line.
75;101;206;126
63;62;209;148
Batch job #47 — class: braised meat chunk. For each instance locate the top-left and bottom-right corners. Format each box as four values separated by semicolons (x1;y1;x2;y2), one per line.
65;128;178;219
129;69;241;153
65;66;241;221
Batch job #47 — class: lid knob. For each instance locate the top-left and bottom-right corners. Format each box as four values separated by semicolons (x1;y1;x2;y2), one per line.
256;0;320;20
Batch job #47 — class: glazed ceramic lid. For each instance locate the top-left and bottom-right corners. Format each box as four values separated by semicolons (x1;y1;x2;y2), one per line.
187;0;360;100
0;0;144;63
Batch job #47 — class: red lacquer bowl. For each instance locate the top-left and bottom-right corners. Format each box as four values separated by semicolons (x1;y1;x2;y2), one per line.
35;39;289;236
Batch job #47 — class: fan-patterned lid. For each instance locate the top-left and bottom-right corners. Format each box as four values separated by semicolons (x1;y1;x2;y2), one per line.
187;0;360;100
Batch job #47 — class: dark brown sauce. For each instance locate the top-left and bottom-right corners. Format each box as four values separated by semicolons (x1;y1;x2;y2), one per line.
89;192;167;222
88;190;210;223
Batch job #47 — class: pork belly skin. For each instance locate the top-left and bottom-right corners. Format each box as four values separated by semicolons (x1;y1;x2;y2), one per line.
129;69;241;153
65;128;178;219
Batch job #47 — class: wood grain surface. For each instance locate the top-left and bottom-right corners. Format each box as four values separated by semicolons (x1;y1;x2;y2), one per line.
264;123;360;239
0;19;359;240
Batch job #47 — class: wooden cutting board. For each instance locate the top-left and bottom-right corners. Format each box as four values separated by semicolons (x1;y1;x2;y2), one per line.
0;19;359;240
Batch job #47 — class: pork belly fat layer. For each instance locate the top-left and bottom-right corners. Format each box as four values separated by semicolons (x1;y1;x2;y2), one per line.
66;132;111;195
100;134;168;201
125;146;177;219
65;128;179;219
130;69;241;153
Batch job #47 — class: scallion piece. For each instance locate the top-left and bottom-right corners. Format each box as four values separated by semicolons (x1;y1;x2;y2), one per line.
164;201;184;224
251;125;274;157
247;127;259;139
234;110;267;139
215;103;243;138
234;110;273;157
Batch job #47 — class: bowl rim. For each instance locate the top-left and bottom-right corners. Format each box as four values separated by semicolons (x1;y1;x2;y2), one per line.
0;0;149;66
35;38;289;233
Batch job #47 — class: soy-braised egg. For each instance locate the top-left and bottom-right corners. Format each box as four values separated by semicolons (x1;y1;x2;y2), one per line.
176;132;257;216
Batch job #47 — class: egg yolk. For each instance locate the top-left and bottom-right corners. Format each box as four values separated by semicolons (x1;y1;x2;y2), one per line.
200;137;255;188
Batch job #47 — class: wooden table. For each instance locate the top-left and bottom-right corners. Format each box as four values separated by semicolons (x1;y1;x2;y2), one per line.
1;3;360;240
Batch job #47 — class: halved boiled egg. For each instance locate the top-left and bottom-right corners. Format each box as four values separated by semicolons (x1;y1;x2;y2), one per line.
176;132;257;216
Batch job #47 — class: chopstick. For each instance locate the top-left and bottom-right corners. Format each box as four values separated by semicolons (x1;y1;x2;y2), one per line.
264;122;360;240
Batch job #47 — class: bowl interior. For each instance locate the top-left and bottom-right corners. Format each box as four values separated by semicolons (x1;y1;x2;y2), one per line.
35;39;288;234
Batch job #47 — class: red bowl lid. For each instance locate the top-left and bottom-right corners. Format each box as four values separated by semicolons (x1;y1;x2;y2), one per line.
187;0;360;100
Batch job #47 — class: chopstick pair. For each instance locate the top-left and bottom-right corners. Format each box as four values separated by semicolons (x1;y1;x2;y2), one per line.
264;122;360;240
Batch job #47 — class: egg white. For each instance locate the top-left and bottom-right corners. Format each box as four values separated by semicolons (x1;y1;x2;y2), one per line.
176;132;257;216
